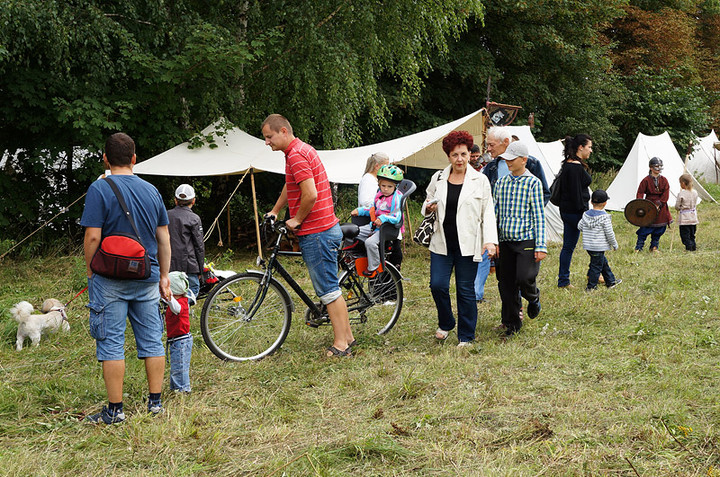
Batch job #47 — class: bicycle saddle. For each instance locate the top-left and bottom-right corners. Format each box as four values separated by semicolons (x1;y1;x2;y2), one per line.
340;223;360;240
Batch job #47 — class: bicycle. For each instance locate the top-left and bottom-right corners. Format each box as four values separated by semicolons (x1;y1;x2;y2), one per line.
200;217;404;361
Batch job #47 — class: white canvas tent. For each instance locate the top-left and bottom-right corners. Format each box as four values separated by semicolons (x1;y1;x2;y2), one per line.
134;109;486;182
606;132;715;212
503;126;564;243
134;113;570;245
134;110;486;253
537;140;564;175
687;130;720;184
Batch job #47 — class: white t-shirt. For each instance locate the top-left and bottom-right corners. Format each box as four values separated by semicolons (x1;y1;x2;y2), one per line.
358;173;379;207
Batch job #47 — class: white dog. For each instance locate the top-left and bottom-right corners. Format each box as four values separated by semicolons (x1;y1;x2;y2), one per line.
10;300;70;350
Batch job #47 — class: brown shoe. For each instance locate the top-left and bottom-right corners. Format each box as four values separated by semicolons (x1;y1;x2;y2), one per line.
558;284;575;289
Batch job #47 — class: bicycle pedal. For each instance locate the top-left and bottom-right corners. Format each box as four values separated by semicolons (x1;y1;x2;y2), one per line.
305;320;321;328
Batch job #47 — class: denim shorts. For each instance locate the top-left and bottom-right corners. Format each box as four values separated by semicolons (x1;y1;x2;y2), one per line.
297;223;342;305
87;274;165;361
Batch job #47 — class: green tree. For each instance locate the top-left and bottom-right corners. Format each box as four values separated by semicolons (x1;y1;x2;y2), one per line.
237;0;484;147
0;0;485;244
607;2;715;154
618;68;711;156
374;0;627;169
0;1;261;238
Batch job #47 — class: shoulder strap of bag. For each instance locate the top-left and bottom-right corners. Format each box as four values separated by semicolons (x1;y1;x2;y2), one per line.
103;177;146;247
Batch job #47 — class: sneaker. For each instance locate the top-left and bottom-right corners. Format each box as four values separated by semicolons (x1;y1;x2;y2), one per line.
527;300;541;319
558;284;575;290
457;341;473;348
86;405;125;424
148;401;164;415
607;279;623;289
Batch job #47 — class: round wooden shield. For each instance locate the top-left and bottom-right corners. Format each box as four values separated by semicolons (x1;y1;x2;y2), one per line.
624;199;658;227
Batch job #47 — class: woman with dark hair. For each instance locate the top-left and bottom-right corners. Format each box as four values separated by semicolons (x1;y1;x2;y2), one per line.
556;134;593;289
422;131;497;346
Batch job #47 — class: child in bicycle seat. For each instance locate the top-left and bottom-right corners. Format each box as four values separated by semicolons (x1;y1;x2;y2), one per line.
350;164;404;276
163;271;193;393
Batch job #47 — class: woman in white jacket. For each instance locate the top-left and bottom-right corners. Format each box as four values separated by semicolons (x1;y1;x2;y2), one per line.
422;131;498;346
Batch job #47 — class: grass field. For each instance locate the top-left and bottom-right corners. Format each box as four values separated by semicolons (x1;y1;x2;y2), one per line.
1;195;720;476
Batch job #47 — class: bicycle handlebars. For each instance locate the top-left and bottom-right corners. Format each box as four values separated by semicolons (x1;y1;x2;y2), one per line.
263;215;289;236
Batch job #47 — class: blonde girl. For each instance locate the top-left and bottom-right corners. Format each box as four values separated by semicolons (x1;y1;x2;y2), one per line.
675;173;699;251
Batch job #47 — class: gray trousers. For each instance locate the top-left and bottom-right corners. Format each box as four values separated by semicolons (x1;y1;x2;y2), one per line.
358;224;382;271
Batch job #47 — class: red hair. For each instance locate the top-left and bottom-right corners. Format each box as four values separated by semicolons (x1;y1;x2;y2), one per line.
442;130;474;156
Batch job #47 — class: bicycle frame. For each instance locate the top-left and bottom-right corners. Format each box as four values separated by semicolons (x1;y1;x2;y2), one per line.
245;221;321;322
247;220;376;324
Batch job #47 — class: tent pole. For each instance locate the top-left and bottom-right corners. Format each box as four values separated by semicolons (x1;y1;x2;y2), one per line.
251;169;263;259
404;201;413;235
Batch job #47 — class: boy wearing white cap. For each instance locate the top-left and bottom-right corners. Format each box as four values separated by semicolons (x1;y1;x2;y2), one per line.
167;184;205;299
494;141;547;335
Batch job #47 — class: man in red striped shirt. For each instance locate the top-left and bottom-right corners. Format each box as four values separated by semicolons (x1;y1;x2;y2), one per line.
263;114;355;357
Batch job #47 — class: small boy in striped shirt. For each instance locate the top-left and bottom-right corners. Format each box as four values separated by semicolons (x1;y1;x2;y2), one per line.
494;141;546;336
577;189;621;290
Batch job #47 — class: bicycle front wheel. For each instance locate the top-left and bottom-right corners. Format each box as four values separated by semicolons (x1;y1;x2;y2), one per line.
339;262;403;335
200;273;292;361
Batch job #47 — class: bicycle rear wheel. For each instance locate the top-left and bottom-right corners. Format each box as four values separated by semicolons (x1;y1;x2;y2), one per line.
200;272;292;361
339;262;403;335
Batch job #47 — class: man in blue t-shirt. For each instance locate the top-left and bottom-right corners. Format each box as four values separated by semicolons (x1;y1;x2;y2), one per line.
81;132;171;424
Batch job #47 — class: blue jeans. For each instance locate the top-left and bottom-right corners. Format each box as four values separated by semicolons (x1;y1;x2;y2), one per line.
168;333;193;392
635;225;667;251
430;251;478;342
586;251;616;289
187;274;200;300
558;211;583;287
87;274;165;361
474;251;491;301
297;223;343;304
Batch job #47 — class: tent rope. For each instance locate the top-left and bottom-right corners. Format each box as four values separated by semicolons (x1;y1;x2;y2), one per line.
0;192;87;261
203;169;250;242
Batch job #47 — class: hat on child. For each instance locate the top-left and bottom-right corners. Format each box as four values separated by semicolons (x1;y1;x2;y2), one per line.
591;189;609;204
499;141;529;161
175;184;195;200
168;271;190;296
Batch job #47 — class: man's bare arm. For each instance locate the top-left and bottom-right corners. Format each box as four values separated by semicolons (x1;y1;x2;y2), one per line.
84;227;102;277
156;225;171;300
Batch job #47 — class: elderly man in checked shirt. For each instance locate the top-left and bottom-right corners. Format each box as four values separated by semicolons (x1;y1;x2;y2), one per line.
493;141;546;336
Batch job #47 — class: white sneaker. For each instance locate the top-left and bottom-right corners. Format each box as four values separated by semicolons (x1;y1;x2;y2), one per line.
457;341;473;348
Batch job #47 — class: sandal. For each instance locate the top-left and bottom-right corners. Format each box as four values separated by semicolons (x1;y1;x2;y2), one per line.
435;328;449;340
326;345;352;357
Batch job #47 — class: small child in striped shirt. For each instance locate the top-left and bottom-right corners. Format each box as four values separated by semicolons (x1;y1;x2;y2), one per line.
578;189;621;291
